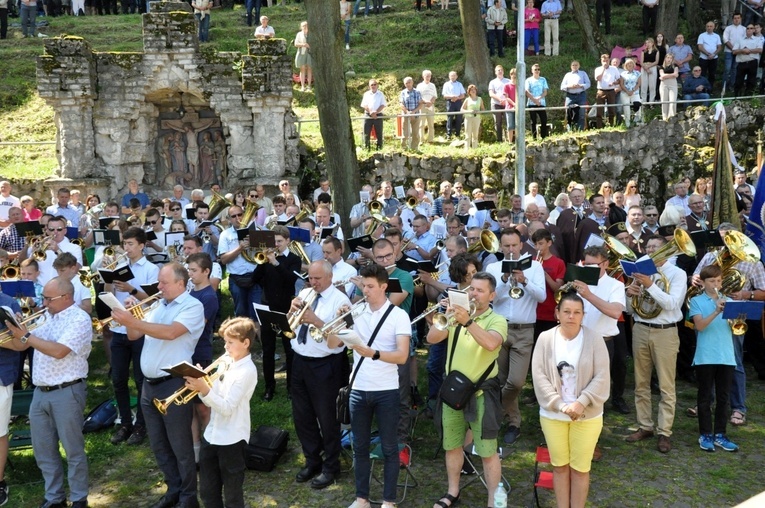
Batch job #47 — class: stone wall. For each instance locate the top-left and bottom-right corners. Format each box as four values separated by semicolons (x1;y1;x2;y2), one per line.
351;103;765;206
36;1;299;200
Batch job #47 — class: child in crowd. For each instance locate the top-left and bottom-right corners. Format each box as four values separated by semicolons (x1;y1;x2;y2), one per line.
0;250;8;272
688;265;739;453
52;252;93;314
184;317;258;507
14;259;43;389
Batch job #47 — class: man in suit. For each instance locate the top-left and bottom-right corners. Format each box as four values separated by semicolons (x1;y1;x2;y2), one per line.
556;188;586;264
573;194;610;263
252;225;301;401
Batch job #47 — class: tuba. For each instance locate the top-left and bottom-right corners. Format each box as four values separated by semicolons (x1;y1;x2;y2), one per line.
601;230;637;279
239;201;262;228
365;201;390;235
207;189;232;222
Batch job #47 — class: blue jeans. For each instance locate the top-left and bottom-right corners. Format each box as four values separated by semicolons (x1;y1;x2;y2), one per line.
683;93;710;107
111;332;146;428
195;12;210;42
353;0;368;16
525;27;539;54
427;341;446;401
350;388;400;503
730;334;746;413
246;0;261;26
565;91;587;130
228;277;261;320
344;19;351;44
724;51;737;91
20;4;36;37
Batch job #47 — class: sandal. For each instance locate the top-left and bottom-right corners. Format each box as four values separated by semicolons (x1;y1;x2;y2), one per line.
434;492;460;508
731;410;746;426
686;406;697;417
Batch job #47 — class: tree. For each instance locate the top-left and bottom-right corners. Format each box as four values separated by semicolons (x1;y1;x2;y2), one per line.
458;0;492;92
657;0;681;41
570;0;608;56
304;0;361;238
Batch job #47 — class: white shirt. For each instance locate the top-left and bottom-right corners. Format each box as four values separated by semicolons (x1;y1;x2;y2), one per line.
200;355;258;446
141;291;205;378
218;226;256;275
416;81;438;106
32;304;92;386
581;274;625;337
723;23;746;53
72;276;91;305
488;77;510;106
524;193;547;209
0;194;20;221
486;258;546;323
291;285;351;358
111;256;161;335
350;300;410;392
442;79;466;100
734;36;762;63
665;195;691;216
627;261;687;325
254;25;275;38
36;238;84;286
332;260;358;298
697;31;722;60
595;65;621;90
360;89;387;114
539;328;585;421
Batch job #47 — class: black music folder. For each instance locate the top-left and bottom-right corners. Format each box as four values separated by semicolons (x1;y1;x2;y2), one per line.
15;221;43;237
417;260;438;274
564;264;600;285
146;230;158;241
347;235;374;252
395;257;418;273
690;229;725;250
474;200;496;211
253;305;291;337
320;225;338;240
140;282;160;296
162;361;207;378
93;229;121;246
0;306;20;330
98;264;134;284
386;278;403;293
0;280;36;298
501;255;532;273
185;208;196;220
98;216;120;230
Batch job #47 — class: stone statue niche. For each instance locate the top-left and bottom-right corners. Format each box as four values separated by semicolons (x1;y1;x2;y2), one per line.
156;108;228;189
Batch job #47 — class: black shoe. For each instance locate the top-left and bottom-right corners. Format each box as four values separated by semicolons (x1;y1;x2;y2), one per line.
503;425;520;444
39;502;67;508
295;465;321;483
310;471;336;489
0;480;7;507
110;425;132;445
612;398;630;414
177;498;200;508
149;494;179;508
263;388;274;402
71;501;89;508
411;385;425;408
126;424;146;445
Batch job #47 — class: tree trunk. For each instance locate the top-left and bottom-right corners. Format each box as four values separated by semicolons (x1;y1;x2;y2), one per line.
657;0;681;41
459;0;492;93
684;0;704;41
571;0;607;56
304;0;361;240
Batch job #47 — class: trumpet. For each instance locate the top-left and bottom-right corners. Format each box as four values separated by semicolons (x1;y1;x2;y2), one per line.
31;235;52;261
410;303;440;325
102;252;129;271
92;293;162;332
405;196;419;210
365;201;390;235
285;290;318;339
433;299;477;331
308;297;367;342
505;256;525;299
19;297;35;317
152;355;233;415
0;308;47;345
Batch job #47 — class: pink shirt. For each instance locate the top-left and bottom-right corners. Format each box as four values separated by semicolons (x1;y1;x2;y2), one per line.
503;82;517;110
23;208;42;222
525;7;541;29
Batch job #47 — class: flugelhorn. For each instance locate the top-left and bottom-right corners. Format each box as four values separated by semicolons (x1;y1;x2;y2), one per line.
308;297;367;342
285;289;318;339
152;355;233;415
0;308;47;345
92;293;162;332
433;299;477;331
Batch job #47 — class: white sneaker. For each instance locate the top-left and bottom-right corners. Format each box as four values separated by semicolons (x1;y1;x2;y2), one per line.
346;44;350;50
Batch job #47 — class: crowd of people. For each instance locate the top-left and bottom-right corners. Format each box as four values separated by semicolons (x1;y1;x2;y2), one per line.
0;169;761;506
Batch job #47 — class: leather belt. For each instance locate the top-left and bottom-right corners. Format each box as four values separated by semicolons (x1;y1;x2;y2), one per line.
507;323;534;330
38;379;83;392
604;335;615;341
145;375;174;385
637;322;676;329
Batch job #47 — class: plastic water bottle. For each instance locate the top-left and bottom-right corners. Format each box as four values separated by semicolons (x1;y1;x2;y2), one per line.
494;481;508;508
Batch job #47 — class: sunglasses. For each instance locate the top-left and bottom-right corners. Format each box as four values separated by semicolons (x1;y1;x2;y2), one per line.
249;194;257;198
171;207;181;211
645;213;658;217
230;213;243;218
48;227;65;232
146;220;158;225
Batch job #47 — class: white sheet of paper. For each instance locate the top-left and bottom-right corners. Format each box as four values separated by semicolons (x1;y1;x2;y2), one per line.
98;292;127;311
447;289;470;312
336;329;364;347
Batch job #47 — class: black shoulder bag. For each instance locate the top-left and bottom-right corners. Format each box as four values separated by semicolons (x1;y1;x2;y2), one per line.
439;324;496;411
336;305;395;425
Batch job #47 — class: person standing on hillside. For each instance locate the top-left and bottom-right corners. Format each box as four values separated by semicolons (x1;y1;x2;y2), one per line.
442;71;466;140
417;70;438;144
541;0;562;56
399;77;423;152
486;0;508;58
488;65;511;143
360;79;387;150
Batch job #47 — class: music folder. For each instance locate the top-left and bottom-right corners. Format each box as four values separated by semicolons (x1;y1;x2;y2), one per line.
564;264;600;285
98;264;134;284
457;214;470;225
395;257;418;273
0;280;36;298
66;227;79;241
250;229;276;249
253;305;291;337
722;301;765;320
185;208;196;220
501;255;532;273
347;234;374;252
287;226;311;244
690;229;725;250
146;230;158;241
162;361;207;379
0;306;20;331
140;282;160;296
319;225;337;240
474;200;496;211
93;229;121;247
386;278;403;293
417;260;438;274
98;216;120;230
619;257;658;277
236;227;250;241
15;221;43;237
196;220;216;230
165;231;185;248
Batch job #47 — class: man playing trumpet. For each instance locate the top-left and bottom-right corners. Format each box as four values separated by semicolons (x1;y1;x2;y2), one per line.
288;261;352;489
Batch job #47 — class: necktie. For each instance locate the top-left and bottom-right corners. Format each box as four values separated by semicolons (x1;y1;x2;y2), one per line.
297;294;321;345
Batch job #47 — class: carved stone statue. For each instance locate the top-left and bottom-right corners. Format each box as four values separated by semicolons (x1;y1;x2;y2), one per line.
213;130;227;185
198;131;216;187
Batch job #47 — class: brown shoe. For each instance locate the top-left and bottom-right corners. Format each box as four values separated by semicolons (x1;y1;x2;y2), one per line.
592;445;603;462
657;435;671;453
625;428;654;442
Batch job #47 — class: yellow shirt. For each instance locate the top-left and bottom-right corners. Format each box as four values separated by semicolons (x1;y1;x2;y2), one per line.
446;308;507;382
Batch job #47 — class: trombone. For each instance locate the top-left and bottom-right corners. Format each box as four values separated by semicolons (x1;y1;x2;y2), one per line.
152;355;233;415
92;293;162;332
308;297;367;342
102;252;129;271
0;308;47;345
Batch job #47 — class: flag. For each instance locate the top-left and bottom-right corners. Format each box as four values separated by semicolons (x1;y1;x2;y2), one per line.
745;160;765;251
710;103;739;229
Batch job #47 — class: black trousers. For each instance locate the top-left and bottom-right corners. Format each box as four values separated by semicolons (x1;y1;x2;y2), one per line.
696;364;733;435
0;8;7;40
261;324;293;392
699;58;718;89
445;99;464;137
415;0;431;10
199;438;246;508
734;60;758;95
290;352;346;475
743;318;765;377
363;116;383;149
604;322;628;400
528;105;548;139
641;5;657;36
595;0;611;34
492;103;506;142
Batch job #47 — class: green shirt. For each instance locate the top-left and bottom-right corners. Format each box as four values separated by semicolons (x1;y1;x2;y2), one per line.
354;267;415;314
446;308;507;382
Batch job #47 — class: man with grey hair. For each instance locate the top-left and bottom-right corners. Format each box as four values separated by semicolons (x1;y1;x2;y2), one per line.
442;71;466;140
665;181;691;216
172;185;190;209
399;76;423;152
186;189;205;211
416;70;438;144
2;276;92;508
642;205;660;233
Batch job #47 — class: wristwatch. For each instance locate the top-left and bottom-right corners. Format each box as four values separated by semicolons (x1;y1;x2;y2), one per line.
464;319;474;328
130;288;138;296
20;332;31;344
372;350;381;361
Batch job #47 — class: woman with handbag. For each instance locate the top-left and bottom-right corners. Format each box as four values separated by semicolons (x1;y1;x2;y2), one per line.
531;292;610;508
426;272;507;508
328;263;410;508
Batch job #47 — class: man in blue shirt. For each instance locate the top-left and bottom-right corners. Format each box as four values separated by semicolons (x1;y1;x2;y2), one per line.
45;188;81;227
682;66;712;106
121;179;150;215
0;291;20;505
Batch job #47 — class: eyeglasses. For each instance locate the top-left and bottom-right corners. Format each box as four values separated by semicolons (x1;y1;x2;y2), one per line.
42;294;66;302
645;213;658;217
48;227;65;232
229;213;243;218
374;252;394;262
171;207;181;211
